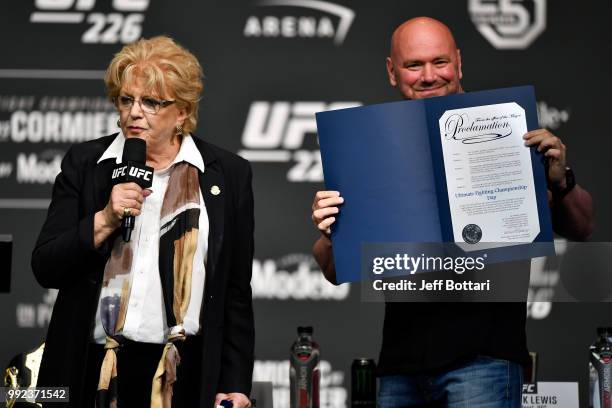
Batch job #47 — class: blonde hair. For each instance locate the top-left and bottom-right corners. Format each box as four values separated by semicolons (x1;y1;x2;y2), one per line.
105;36;203;134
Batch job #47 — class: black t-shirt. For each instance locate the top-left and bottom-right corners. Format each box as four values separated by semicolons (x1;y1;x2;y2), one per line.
377;260;532;375
377;301;531;375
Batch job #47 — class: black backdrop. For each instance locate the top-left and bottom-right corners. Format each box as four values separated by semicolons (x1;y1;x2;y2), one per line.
0;1;611;406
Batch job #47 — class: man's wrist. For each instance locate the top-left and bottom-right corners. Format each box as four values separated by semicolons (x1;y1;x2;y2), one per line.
551;167;576;200
553;178;568;190
319;232;332;245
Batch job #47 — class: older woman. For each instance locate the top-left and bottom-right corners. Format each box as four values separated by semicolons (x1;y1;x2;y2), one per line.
32;36;254;408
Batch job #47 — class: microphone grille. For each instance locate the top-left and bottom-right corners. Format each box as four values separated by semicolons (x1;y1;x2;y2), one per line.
123;137;146;164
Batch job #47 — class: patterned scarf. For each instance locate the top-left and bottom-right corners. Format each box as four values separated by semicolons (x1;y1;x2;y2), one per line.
96;163;201;408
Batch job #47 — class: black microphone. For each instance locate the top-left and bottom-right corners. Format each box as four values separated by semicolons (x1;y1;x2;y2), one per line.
111;138;153;242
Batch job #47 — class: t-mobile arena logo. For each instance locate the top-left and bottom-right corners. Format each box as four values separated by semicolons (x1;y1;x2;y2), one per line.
244;0;355;45
469;0;546;49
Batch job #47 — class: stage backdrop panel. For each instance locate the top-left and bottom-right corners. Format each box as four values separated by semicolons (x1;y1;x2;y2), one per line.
0;1;610;406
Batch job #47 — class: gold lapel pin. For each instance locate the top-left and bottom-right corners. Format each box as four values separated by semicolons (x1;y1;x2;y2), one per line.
210;185;221;196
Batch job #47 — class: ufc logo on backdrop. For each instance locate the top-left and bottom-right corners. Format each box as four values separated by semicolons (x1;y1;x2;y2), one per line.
527;239;569;320
522;383;537;394
30;0;150;44
239;101;361;183
468;0;546;49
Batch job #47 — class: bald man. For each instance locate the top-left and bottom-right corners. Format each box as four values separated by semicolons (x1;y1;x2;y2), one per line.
311;17;593;407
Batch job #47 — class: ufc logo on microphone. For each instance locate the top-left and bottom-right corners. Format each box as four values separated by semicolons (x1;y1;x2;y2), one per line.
112;165;152;181
112;165;128;179
129;167;152;181
112;163;153;188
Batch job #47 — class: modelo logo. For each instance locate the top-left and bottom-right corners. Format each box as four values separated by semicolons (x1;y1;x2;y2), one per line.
244;0;355;45
0;162;13;178
239;101;360;182
468;0;546;49
16;152;62;184
112;164;152;182
251;254;350;300
30;0;149;44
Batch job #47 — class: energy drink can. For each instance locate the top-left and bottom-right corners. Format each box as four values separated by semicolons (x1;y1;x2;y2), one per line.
351;358;376;408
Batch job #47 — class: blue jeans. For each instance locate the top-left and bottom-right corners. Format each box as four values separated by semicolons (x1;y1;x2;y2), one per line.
378;356;523;408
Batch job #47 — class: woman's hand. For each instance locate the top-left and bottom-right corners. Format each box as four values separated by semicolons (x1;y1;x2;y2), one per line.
93;183;151;247
214;392;251;408
103;182;150;227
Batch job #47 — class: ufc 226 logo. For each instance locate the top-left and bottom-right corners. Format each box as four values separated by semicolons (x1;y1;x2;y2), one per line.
469;0;546;49
30;0;149;44
239;101;360;182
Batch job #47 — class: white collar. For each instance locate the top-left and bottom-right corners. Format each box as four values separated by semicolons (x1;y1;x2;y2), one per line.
97;132;205;173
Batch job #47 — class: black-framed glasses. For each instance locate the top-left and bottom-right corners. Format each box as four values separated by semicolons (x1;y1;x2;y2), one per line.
116;95;176;115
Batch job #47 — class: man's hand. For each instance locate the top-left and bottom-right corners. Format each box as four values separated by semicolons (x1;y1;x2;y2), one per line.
311;191;342;284
524;128;595;240
311;190;344;236
523;129;567;188
214;392;251;408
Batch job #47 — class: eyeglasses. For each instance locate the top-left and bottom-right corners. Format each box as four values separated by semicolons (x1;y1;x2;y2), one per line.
116;95;176;115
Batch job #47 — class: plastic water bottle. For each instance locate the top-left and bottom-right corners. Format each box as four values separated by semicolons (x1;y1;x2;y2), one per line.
290;326;320;408
590;327;612;408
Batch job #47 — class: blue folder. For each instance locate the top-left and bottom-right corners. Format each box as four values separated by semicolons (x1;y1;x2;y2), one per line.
315;86;553;283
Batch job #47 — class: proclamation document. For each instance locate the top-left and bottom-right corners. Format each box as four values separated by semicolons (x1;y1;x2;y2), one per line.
316;86;553;283
439;103;539;249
